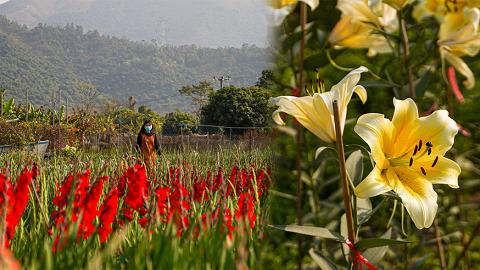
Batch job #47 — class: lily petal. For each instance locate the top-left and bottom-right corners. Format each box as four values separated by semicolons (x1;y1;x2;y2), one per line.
388;167;438;229
266;0;319;10
415;156;461;188
442;50;476;89
355;167;392;198
330;66;368;132
409;110;459;158
354;113;393;169
271;95;335;142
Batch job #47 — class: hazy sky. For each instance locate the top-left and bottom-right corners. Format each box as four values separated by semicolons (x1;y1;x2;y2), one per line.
0;0;272;47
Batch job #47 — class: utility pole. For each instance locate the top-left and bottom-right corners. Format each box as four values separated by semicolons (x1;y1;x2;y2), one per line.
65;97;69;125
25;87;29;122
51;87;56;126
58;87;61;126
0;89;5;117
213;76;231;89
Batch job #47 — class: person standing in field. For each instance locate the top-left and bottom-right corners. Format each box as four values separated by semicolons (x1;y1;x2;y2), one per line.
136;120;161;170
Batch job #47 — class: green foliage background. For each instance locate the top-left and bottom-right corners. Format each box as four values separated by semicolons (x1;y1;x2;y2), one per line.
262;1;480;269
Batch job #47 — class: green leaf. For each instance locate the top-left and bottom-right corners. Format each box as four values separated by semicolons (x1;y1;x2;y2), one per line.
315;147;328;159
355;237;410;251
269;190;296;201
346;150;363;185
309;248;338;270
362;228;392;264
315;146;335;160
269;225;344;241
415;70;432;97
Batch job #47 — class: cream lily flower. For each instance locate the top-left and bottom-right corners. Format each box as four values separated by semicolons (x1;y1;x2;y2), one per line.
438;8;480;89
266;0;319;25
329;0;398;56
271;66;368;143
384;0;412;10
267;0;319;9
354;98;461;229
413;0;480;21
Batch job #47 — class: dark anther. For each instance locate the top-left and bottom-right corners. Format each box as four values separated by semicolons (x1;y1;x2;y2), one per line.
409;157;413;167
432;156;439;167
421;167;426;175
413;145;418;156
418;140;422;151
426;141;433;147
428;148;432;155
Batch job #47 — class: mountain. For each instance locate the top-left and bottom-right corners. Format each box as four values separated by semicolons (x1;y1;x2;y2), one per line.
0;0;270;48
0;16;269;113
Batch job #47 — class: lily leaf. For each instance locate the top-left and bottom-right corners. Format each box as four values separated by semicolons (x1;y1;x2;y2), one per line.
355;237;410;251
309;248;338;270
315;146;336;160
362;228;392;264
346;150;363;185
269;225;344;241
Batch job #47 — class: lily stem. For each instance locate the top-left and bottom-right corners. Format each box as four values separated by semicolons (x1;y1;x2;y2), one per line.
398;9;415;98
296;3;307;270
433;218;447;270
333;100;356;269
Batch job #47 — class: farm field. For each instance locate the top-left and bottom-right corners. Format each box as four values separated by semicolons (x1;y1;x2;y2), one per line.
0;147;272;269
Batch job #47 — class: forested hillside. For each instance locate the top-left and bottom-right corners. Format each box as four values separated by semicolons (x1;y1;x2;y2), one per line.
0;16;269;112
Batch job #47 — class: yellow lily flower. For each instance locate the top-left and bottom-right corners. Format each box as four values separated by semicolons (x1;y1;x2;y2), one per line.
438;8;480;89
413;0;480;21
384;0;412;10
329;0;398;56
354;98;461;229
266;0;319;26
267;0;319;9
271;66;368;143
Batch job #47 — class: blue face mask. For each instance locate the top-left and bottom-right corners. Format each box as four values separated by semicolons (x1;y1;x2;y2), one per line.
145;125;152;133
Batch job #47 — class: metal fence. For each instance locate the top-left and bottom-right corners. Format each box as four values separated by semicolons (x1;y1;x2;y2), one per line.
81;125;272;151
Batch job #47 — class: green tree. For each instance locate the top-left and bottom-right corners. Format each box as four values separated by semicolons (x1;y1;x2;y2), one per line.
200;86;272;134
178;80;214;113
162;111;198;135
255;69;275;89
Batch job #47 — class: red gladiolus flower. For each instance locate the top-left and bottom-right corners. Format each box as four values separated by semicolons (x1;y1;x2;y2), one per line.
123;208;133;221
52;174;74;211
4;168;32;248
124;165;148;212
139;217;149;228
156;187;170;216
0;173;6;207
98;188;119;244
235;192;257;230
212;167;223;191
71;170;91;222
226;166;238;197
78;177;105;240
224;209;234;240
193;178;208;202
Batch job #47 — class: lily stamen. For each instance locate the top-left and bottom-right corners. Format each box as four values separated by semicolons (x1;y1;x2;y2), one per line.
432;156;439;167
421;167;427;175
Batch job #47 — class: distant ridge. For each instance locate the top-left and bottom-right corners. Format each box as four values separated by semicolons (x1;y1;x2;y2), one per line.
0;16;269;113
